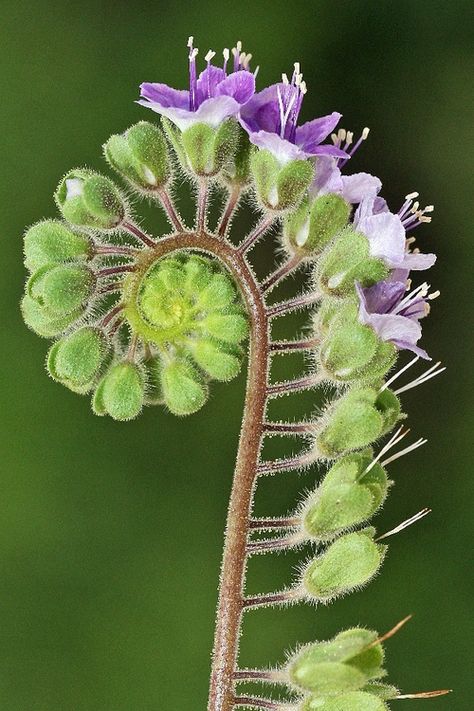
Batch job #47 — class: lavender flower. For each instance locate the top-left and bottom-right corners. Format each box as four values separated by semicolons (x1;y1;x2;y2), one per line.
138;38;256;131
356;280;437;358
353;194;436;273
311;153;381;204
239;63;347;164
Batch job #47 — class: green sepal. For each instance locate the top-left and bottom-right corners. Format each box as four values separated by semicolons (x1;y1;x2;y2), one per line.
222;125;253;186
47;326;110;393
303;450;389;540
250;149;279;208
191;339;242;381
55;168;126;230
196;273;236;311
180;120;239;176
104;121;170;191
143;355;164;405
24;220;91;271
93;362;145;421
302;530;386;602
161;358;208;416
251;150;314;211
285;193;350;255
318;228;389;297
300;691;389;711
362;682;400;700
201;312;248;344
161;117;189;169
27;264;95;316
21;294;82;338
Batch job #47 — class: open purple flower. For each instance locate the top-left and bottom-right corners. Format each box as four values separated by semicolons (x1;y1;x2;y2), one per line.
138;38;256;131
353;195;436;273
356;280;433;358
239;64;348;164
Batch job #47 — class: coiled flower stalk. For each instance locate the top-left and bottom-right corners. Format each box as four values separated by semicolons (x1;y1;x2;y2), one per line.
21;38;450;711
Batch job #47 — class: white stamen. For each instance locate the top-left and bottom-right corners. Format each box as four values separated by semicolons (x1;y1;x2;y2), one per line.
282;73;289;84
363;426;409;474
345;130;354;146
236;40;242;53
424;204;435;212
362;127;370;139
205;50;216;62
243;53;252;68
428;290;440;300
299;80;307;94
376;508;431;541
338;128;346;141
223;48;230;62
381;438;427;467
294;61;301;76
405;191;419;201
253;65;260;78
380;355;420;392
394;362;446;395
393;281;429;315
187;36;194;48
419;215;432;223
189;48;199;61
411;201;420;213
406;236;416;245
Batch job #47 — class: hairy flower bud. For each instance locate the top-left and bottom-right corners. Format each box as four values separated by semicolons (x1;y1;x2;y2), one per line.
178;119;240;176
55;169;126;230
143;355;164;405
250;149;314;211
317;387;402;457
303;529;386;602
303;451;389;541
191;339;242;381
93;362;145;420
318;228;388;297
161;358;208;416
23;220;91;271
300;691;389;711
21;294;82;338
289;627;385;694
27;264;95;316
222;124;253;186
104;121;170;191
47;327;110;393
285;193;350;256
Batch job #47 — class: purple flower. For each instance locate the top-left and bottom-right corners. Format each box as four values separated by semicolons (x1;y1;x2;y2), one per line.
356;280;433;359
353;195;436;273
138;38;256;131
239;64;348;164
311;154;382;204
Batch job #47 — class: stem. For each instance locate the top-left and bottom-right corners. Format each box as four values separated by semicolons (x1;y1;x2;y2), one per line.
270;337;319;353
97;264;135;278
264;422;312;434
243;589;300;610
157;187;185;232
233;670;274;681
257;453;315;475
262;255;302;294
197;179;209;232
122;220;156;248
266;375;320;397
101;303;124;328
249;517;301;530
218;185;241;237
94;244;136;256
247;533;304;554
237;216;274;255
267;292;321;318
233;697;285;710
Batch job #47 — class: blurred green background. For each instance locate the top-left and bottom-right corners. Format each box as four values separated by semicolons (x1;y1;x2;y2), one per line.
1;0;473;709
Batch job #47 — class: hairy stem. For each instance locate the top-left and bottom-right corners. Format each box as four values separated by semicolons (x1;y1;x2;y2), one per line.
157;186;185;232
218;185;241;237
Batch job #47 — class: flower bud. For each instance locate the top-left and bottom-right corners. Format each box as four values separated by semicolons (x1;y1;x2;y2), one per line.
285;194;350;256
300;691;389;711
104;121;170;191
21;294;81;338
196;273;236;311
318;229;388;297
143;355;164;405
317;387;402;458
93;362;145;420
289;627;385;694
222;124;252;186
362;683;399;700
303;529;386;602
47;327;110;393
191;339;242;381
180;119;240;176
55;169;126;230
319;303;396;383
27;264;95;316
303;451;389;541
23;220;91;271
250;150;314;211
202;311;248;344
161;358;208;416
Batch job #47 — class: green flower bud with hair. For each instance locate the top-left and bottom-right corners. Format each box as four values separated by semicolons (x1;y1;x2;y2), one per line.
250;149;314;211
161;357;208;416
300;690;389;711
47;327;110;393
27;264;95;316
21;294;82;338
104;121;170;191
285;193;350;256
55;168;126;229
178;120;240;176
93;362;145;421
23;220;91;271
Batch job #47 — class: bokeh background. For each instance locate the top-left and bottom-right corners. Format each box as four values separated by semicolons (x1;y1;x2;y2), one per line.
1;1;473;709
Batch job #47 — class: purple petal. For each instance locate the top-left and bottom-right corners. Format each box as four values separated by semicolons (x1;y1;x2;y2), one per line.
311;156;343;196
400;251;437;271
359;211;406;267
247;130;304;164
216;70;255;104
312;144;350;158
239;85;281;134
194;95;241;126
360;280;407;315
391;339;430;359
363;311;422;349
341;172;382;204
295;112;342;151
196;65;226;104
140;82;189;109
137;100;197;131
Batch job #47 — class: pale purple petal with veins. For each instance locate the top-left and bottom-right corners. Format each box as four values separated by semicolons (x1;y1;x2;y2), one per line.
341;173;382;203
295;113;342;152
140;83;189;108
216;71;255;103
196;66;226;105
247;131;306;163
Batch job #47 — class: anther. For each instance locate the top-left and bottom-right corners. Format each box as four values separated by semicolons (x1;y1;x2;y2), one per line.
405;191;419;201
362;127;370;139
282;73;289;84
205;50;216;63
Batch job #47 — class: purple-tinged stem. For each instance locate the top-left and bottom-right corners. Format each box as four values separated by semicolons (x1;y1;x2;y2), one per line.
257;453;315;475
218;185;241;237
233;697;285;711
98;281;124;294
101;303;124;328
249;517;301;530
243;589;300;610
264;421;312;434
267;292;321;318
197;179;209;232
237;216;274;255
266;374;320;396
247;533;303;554
97;265;135;278
270;337;319;353
94;244;136;257
233;670;274;682
262;254;302;294
122;220;156;248
158;187;185;232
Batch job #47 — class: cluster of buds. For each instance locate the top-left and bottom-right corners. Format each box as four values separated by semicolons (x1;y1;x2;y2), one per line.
20;37;448;710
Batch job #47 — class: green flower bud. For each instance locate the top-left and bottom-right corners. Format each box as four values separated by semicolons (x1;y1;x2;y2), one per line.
143;355;164;405
318;228;388;297
93;362;145;420
303;451;389;541
289;627;385;694
21;294;81;338
55;169;126;230
104;121;170;191
47;327;110;393
196;273;236;311
250;150;314;211
303;530;386;601
191;339;242;381
362;683;399;700
317;387;402;458
27;264;95;316
285;194;350;255
320;303;397;383
161;358;208;416
23;220;91;271
180;120;240;176
300;691;388;711
222;125;252;186
202;312;248;344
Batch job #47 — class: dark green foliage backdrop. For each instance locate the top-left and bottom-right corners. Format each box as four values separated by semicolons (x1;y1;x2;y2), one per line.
1;1;472;709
